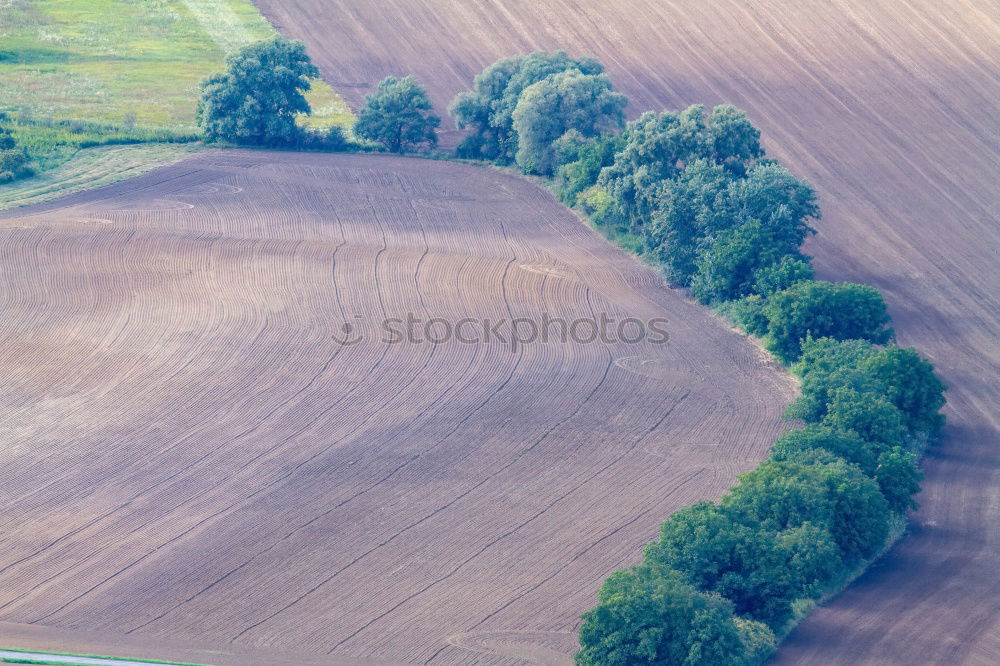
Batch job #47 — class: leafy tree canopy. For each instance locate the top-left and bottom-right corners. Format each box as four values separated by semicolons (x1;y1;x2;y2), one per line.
875;446;924;513
576;566;755;665
647;158;732;284
553;131;623;205
450;51;602;161
645;502;817;627
198;37;319;146
724;457;891;563
512;69;627;175
690;217;809;304
759;280;894;363
599;105;764;232
752;255;814;297
770;424;880;476
788;337;945;437
866;345;947;436
820;387;908;450
355;74;440;153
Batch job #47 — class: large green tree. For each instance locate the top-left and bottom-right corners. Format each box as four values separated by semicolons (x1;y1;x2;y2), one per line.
354;75;440;153
576;566;758;665
759;281;894;363
690;217;809;304
511;69;627;175
770;425;880;476
644;502;830;627
866;345;947;436
599;105;764;233
724;457;891;563
646;158;732;284
450;51;603;161
198;37;318;146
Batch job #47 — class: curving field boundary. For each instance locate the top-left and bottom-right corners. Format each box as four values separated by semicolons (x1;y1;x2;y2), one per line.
254;1;1000;661
0;150;794;663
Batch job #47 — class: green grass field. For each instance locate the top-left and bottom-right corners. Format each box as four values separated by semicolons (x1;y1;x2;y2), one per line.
0;0;353;204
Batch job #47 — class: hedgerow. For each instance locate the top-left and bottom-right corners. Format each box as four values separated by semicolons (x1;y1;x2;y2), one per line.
452;53;947;664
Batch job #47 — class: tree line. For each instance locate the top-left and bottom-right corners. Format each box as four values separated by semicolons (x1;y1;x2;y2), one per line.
196;37;439;154
443;52;946;665
196;41;947;663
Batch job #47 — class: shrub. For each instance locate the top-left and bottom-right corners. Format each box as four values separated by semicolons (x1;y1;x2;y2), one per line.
355;74;440;153
0;115;34;183
752;255;813;296
554;132;623;205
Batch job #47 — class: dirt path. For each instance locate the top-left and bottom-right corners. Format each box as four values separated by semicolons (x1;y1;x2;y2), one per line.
252;1;1000;662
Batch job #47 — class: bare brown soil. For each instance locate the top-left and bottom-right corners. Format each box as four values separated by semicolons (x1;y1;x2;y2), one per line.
254;1;1000;663
0;151;793;663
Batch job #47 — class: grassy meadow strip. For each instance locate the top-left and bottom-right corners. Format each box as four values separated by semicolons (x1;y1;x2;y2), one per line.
0;0;352;199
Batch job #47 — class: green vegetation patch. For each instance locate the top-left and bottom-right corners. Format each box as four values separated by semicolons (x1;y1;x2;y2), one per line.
0;0;352;197
0;142;199;210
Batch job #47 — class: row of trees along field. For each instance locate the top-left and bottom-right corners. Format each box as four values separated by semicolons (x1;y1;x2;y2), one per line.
446;53;947;665
194;39;948;665
196;37;439;153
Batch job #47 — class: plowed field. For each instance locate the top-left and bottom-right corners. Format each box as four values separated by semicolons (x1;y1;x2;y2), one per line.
255;1;1000;662
0;151;793;663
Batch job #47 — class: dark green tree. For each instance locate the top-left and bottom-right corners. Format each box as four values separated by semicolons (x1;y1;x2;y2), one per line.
197;37;319;146
575;566;753;665
646;502;809;628
511;69;627;175
865;346;947;436
770;425;880;476
690;217;808;303
759;281;894;363
724;457;890;563
0;119;33;183
777;522;843;597
821;387;908;450
875;446;924;513
354;75;440;153
646;158;732;284
785;337;881;422
752;255;814;297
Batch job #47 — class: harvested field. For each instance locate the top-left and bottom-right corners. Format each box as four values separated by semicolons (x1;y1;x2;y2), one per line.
0;151;794;663
255;1;1000;662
